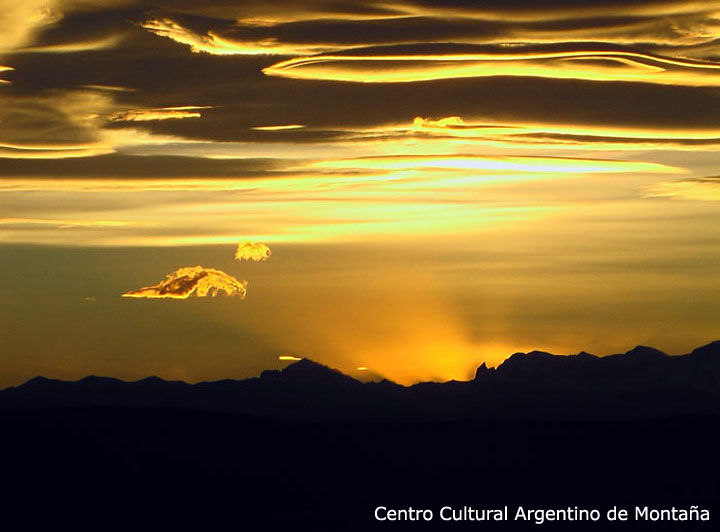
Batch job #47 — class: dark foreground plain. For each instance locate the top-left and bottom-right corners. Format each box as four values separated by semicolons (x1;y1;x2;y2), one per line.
2;343;720;530
2;409;719;530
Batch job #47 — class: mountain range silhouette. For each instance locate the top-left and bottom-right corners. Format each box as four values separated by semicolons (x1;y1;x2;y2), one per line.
3;343;720;530
3;341;720;420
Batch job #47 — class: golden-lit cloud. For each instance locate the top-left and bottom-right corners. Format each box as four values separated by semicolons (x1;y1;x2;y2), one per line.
122;266;247;299
645;178;720;201
133;1;720;60
0;65;12;84
386;0;720;22
0;0;131;57
313;155;685;175
164;0;720;27
336;116;720;152
0;145;690;248
108;106;210;122
0;217;133;228
407;116;720;144
0;146;114;159
278;355;302;361
0;89;196;160
251;124;306;131
78;84;135;93
264;47;720;86
0;89;117;158
0;0;62;53
141;18;337;56
18;33;124;53
235;241;272;262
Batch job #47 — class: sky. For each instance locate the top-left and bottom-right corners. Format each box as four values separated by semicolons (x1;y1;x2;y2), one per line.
1;0;720;386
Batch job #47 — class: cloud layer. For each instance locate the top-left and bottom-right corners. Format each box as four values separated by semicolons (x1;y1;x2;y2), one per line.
1;0;720;248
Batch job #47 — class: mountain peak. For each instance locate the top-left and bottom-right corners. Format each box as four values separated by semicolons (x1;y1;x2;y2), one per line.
133;376;168;385
573;351;597;359
79;375;123;385
624;346;668;359
474;362;495;381
20;376;63;388
263;358;359;387
689;340;720;358
498;350;557;368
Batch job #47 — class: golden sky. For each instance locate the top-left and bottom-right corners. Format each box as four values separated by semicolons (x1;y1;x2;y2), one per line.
1;0;720;385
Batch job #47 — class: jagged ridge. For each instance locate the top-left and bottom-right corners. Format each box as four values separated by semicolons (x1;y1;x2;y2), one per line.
2;341;720;421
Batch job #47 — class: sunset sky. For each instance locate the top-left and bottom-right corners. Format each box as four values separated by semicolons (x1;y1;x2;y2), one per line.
1;0;720;386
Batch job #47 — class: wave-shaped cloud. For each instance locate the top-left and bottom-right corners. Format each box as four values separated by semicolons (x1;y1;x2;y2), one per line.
235;241;272;261
2;0;720;251
263;44;720;85
122;266;247;299
138;3;720;59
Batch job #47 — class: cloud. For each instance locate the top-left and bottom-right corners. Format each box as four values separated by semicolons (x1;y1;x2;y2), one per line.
1;0;720;251
0;217;133;228
235;241;272;261
108;106;210;122
135;2;720;58
263;43;720;86
141;18;337;56
388;115;720;150
0;0;134;56
122;266;247;299
312;154;686;175
0;65;12;83
0;153;285;179
18;33;123;53
0;88;199;160
0;0;62;54
367;0;720;22
251;124;306;131
0;89;115;157
645;177;720;201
